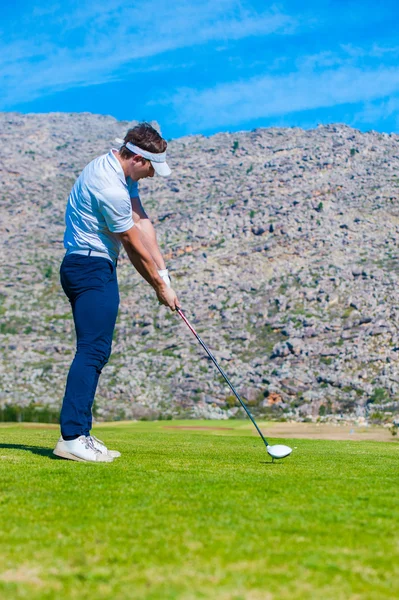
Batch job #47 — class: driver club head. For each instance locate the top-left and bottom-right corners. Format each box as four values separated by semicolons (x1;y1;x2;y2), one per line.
267;444;293;460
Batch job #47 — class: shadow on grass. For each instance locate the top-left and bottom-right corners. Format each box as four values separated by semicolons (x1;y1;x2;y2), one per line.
0;443;59;459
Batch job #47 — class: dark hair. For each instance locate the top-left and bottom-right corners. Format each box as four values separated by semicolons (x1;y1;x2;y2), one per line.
119;122;167;159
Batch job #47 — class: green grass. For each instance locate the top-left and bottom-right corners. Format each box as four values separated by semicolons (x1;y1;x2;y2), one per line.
0;421;398;600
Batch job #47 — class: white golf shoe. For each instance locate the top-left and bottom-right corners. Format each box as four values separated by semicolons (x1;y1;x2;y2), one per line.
86;435;121;458
53;435;114;463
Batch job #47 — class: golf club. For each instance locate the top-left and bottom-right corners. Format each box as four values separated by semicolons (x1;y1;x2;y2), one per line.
176;308;292;461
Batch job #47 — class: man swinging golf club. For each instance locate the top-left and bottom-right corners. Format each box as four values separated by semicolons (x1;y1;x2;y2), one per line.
54;122;180;463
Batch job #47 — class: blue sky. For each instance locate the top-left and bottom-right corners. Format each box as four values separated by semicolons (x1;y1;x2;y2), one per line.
1;0;399;139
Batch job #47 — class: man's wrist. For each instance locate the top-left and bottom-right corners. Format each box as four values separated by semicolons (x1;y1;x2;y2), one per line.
154;281;167;299
158;268;171;287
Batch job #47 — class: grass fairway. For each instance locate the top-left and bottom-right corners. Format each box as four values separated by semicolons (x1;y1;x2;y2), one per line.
0;421;398;600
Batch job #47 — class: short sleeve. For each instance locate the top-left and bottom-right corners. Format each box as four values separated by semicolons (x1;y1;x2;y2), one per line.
97;187;134;233
127;177;139;199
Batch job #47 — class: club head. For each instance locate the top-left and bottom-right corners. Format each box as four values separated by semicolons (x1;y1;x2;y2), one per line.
267;444;293;460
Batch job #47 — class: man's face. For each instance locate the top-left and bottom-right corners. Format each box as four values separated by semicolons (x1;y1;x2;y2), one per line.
129;155;155;180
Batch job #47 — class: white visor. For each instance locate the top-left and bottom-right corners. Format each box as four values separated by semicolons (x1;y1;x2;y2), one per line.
115;138;171;177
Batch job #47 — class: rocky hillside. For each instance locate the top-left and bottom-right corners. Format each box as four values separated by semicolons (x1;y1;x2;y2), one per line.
1;112;399;422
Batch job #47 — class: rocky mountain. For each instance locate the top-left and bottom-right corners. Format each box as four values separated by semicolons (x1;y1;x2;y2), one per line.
1;112;399;423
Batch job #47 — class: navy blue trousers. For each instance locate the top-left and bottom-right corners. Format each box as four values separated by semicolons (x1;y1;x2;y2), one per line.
59;254;119;439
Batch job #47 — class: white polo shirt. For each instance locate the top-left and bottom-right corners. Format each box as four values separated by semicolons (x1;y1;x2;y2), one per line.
63;150;137;261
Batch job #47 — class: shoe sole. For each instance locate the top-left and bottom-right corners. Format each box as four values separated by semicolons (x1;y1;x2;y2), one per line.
53;448;113;463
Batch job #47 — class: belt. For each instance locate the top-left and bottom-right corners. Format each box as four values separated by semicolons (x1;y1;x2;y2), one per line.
66;248;117;265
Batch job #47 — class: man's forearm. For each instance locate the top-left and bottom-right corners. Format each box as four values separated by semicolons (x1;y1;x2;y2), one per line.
116;226;179;311
135;219;166;270
117;227;164;291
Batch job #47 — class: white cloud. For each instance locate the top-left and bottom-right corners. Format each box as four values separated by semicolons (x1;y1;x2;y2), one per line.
353;96;399;124
296;51;346;71
341;43;399;59
296;43;399;72
166;66;399;129
0;0;297;108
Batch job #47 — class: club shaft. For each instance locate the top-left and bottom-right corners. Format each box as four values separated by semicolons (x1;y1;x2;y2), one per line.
176;308;269;449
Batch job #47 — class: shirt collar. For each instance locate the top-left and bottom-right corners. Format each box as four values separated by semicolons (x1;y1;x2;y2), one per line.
107;149;127;185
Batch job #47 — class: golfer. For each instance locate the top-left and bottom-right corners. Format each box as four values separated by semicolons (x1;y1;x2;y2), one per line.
53;122;180;463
